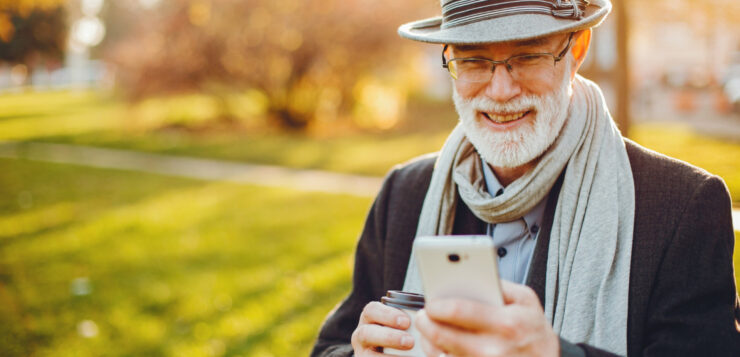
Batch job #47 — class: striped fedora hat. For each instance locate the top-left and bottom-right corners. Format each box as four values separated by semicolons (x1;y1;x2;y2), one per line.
398;0;611;44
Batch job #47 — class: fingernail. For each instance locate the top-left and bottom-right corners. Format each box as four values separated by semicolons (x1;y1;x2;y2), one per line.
396;316;409;327
401;335;414;347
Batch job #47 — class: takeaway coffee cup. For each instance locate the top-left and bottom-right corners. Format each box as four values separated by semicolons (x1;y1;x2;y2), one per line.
381;290;425;357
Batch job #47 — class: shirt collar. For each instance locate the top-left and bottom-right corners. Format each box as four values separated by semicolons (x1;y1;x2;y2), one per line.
480;157;548;230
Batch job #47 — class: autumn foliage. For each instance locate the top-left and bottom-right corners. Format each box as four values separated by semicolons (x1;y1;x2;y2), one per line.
106;0;436;129
0;0;67;66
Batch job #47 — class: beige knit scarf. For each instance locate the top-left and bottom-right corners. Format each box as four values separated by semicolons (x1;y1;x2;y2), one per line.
402;75;634;355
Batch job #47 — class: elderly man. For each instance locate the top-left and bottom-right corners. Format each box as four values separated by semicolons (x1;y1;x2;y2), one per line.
311;0;740;356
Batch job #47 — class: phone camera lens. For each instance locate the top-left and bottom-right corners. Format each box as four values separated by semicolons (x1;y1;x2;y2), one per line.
447;253;460;262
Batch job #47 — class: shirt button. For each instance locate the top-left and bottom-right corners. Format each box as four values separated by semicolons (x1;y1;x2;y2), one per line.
531;225;539;234
497;247;507;257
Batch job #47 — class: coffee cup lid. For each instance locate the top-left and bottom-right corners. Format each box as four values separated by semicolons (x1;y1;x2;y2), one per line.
381;290;425;310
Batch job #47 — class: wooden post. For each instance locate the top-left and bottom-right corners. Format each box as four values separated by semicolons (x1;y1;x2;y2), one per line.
615;0;631;136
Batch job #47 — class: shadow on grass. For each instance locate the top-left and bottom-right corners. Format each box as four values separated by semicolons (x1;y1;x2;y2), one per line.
0;221;77;249
0;161;211;355
0;109;82;122
0;156;370;355
224;274;351;356
2;234;354;356
0;158;211;250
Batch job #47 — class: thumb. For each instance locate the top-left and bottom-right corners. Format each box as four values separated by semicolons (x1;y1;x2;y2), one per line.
500;280;540;307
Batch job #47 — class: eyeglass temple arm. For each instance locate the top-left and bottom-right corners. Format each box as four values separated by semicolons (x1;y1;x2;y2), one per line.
442;44;449;68
555;32;575;61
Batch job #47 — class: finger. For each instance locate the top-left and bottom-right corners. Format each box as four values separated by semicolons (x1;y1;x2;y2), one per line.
356;350;406;357
416;309;480;357
424;297;499;331
378;353;412;357
360;301;411;329
483;303;547;340
355;349;405;357
500;280;540;307
353;324;415;351
419;336;445;357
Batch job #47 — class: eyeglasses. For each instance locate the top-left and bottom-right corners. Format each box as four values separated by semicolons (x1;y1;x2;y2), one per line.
442;32;575;84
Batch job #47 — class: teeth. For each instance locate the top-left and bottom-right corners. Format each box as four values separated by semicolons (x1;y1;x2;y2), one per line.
483;111;527;123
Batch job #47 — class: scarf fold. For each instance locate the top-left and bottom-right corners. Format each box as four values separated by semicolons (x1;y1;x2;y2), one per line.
402;75;634;354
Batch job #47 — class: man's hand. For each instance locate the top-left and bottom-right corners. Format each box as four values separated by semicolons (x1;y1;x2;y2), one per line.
415;280;559;357
351;301;415;356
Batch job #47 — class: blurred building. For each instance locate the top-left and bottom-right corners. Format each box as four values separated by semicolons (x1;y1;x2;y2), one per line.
629;0;740;119
631;0;739;87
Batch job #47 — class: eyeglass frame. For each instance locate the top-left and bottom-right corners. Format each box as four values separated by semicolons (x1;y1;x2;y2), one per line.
441;32;576;82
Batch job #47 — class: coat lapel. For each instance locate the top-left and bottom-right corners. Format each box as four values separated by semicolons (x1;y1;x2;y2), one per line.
452;189;487;235
526;172;564;306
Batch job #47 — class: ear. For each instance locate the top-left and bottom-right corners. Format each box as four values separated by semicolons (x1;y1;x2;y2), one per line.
569;29;592;79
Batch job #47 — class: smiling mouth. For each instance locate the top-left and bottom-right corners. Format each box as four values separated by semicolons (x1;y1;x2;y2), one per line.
481;110;531;124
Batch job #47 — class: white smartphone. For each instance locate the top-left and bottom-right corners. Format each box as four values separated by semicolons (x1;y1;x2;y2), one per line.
414;235;504;306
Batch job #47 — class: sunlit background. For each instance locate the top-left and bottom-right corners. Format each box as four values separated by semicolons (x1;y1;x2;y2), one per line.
0;0;738;356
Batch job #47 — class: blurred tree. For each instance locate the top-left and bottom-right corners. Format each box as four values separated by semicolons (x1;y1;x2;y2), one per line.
107;0;434;130
0;0;67;69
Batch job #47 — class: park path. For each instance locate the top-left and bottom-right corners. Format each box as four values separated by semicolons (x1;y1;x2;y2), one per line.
0;141;739;231
0;141;383;197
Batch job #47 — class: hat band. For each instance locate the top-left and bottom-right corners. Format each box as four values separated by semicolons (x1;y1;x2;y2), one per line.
441;0;589;29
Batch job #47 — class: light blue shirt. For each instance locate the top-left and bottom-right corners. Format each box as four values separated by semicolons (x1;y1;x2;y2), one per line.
481;158;548;284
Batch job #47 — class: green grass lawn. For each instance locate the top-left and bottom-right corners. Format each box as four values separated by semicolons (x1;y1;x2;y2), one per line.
631;123;740;205
0;158;371;356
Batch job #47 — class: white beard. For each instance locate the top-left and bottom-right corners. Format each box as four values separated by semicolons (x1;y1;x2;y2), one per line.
452;68;573;168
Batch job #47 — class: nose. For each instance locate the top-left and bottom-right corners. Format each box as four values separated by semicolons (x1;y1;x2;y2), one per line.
482;64;521;103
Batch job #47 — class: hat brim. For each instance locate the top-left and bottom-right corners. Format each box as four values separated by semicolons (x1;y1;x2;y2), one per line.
398;1;611;44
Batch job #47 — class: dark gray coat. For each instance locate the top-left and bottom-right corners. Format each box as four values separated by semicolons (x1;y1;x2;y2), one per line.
311;139;740;356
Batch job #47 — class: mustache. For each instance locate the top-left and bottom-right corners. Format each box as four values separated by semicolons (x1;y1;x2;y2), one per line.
455;93;542;114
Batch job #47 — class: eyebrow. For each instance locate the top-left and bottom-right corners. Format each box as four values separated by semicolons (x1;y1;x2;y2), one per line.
453;37;550;53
